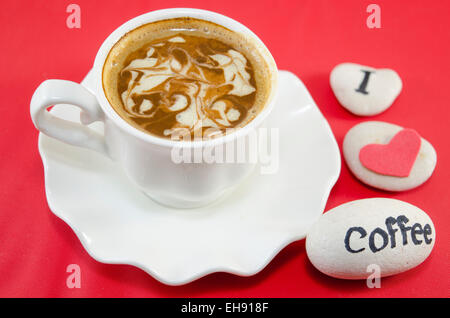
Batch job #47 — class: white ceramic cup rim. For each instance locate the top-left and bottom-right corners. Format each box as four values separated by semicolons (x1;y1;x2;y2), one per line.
93;8;278;149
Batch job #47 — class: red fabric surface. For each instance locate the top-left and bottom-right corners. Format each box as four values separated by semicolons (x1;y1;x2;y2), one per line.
0;0;449;297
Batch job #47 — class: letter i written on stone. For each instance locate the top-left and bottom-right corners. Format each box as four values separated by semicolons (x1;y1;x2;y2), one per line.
355;70;373;95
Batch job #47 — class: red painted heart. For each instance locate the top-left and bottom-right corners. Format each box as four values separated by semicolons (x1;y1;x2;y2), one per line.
359;128;421;177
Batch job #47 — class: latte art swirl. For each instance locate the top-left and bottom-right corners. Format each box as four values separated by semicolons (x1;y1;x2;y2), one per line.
118;34;257;138
103;18;272;140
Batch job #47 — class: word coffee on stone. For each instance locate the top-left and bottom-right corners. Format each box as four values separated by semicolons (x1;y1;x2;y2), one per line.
306;198;435;279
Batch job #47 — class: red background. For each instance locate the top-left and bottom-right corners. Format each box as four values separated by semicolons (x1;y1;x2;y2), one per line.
0;0;449;297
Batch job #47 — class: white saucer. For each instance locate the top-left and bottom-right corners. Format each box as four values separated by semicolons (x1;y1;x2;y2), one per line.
38;70;341;285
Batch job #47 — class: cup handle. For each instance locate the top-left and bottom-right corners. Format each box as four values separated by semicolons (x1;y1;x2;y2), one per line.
30;79;108;155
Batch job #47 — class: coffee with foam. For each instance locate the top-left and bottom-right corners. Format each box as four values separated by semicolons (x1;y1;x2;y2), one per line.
103;18;272;139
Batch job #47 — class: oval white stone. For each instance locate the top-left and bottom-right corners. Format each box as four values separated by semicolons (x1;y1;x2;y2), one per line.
344;121;436;191
306;198;435;279
330;63;402;116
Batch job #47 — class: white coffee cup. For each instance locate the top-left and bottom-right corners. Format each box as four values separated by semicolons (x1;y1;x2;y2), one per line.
30;8;278;208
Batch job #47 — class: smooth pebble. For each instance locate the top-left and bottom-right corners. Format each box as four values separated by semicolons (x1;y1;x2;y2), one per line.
330;63;402;116
343;121;436;191
306;198;435;279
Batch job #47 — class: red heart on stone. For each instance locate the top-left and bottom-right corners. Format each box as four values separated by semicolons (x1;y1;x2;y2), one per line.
359;129;421;177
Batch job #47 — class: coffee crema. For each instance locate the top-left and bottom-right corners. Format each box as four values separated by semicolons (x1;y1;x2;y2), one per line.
103;18;272;139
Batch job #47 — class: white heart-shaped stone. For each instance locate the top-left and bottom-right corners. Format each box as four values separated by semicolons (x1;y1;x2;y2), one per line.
330;63;402;116
343;121;437;191
306;198;435;280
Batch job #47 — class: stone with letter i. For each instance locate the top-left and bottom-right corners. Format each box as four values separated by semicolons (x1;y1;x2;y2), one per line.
330;63;402;116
